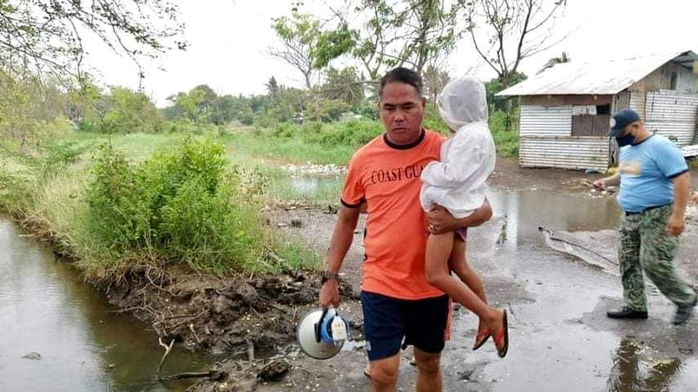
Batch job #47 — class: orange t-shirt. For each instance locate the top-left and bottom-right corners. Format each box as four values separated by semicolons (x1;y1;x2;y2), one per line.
341;129;445;300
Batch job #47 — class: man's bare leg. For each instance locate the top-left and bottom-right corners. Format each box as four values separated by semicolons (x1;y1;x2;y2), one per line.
369;354;400;392
414;347;442;392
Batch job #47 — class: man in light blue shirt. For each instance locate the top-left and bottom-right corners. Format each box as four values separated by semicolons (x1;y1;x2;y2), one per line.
595;108;695;325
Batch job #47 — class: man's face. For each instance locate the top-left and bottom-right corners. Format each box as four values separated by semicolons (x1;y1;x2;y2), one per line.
621;122;642;138
379;82;426;145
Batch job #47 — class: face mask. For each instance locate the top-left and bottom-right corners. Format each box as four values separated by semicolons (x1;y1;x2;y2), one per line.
616;134;635;147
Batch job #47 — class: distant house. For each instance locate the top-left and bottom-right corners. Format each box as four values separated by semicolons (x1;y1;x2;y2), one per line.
498;50;698;171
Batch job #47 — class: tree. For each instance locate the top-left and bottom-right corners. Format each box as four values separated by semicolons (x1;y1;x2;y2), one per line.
265;76;280;99
268;13;324;89
167;90;206;122
66;75;104;126
165;85;221;123
267;87;308;123
319;67;365;108
422;65;450;105
99;87;162;134
328;0;458;81
0;0;186;81
485;72;527;112
460;0;568;89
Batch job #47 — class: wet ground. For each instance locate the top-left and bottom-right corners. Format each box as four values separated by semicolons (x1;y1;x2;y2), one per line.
266;179;698;391
2;158;697;392
0;219;212;392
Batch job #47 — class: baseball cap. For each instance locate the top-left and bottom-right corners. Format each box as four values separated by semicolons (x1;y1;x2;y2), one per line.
607;108;641;137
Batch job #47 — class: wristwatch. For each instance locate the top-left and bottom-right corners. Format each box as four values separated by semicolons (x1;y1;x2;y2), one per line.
321;271;339;284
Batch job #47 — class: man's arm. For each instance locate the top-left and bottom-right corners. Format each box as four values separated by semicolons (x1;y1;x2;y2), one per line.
667;172;690;236
319;205;361;308
593;173;620;190
426;199;493;235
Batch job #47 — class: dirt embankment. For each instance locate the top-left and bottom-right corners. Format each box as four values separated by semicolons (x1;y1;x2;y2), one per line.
96;265;359;389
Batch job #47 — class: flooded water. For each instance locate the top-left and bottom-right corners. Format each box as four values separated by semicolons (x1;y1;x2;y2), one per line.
267;175;344;205
0;219;211;392
487;189;622;248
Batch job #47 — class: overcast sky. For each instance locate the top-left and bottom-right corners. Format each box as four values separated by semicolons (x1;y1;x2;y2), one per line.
83;0;698;106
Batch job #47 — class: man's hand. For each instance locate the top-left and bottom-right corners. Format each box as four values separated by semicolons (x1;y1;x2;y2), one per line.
427;201;493;234
319;279;340;309
594;174;620;190
666;213;685;236
318;206;359;309
426;205;458;234
593;179;607;191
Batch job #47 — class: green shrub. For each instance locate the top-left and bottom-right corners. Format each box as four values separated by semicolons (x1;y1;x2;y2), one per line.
97;87;163;134
306;99;352;123
314;119;383;146
0;162;29;213
489;110;520;158
164;119;225;136
423;103;449;134
39;141;91;178
356;100;379;120
84;138;267;273
85;144;153;252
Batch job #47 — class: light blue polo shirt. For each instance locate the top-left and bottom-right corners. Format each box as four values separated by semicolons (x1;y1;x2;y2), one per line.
617;135;688;213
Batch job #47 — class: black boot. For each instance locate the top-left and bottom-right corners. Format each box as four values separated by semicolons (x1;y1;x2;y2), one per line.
606;306;648;319
672;297;697;325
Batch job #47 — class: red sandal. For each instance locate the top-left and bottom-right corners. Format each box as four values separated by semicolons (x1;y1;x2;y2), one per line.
472;329;491;351
492;309;509;358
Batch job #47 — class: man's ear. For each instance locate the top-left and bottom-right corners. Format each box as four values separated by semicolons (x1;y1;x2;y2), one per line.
421;97;427;108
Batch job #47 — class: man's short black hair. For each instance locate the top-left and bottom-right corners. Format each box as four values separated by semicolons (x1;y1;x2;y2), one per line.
378;67;423;98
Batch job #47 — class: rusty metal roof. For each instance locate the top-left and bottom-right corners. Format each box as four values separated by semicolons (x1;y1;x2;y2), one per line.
497;51;698;97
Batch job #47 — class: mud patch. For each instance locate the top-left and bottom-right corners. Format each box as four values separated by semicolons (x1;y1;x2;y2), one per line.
100;269;357;359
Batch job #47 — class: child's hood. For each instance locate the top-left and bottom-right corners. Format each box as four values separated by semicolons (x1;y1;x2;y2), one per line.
437;76;488;131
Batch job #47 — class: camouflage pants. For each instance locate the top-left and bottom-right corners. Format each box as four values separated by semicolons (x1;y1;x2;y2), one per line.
619;204;697;311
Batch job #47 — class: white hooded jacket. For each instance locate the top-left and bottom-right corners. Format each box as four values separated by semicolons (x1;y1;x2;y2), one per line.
420;76;496;218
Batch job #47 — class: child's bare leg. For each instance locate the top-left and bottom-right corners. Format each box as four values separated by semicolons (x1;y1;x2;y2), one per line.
449;240;488;304
425;233;500;328
449;239;491;343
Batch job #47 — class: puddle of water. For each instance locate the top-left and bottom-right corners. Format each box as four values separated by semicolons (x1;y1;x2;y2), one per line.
0;219;212;391
268;176;344;204
606;337;681;392
487;188;622;250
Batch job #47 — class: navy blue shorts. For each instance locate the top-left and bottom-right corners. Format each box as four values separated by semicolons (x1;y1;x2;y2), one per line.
361;291;449;361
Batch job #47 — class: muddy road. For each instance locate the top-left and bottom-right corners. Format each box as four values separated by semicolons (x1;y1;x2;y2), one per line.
240;164;698;392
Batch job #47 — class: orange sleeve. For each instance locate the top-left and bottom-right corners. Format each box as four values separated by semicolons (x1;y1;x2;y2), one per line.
340;154;365;208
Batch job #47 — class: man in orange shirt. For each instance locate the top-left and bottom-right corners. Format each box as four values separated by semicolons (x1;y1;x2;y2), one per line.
319;68;493;392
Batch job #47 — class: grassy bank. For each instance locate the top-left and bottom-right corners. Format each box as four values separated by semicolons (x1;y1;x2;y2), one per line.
0;133;321;279
0;112;521;278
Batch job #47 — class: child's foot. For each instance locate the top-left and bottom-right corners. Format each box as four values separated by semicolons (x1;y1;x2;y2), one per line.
472;320;491;351
487;309;509;358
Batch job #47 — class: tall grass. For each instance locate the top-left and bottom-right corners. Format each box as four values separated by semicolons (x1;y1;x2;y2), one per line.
489;110;520;159
0;134;322;278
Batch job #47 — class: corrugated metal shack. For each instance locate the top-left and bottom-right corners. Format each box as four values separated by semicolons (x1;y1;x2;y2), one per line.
498;51;698;171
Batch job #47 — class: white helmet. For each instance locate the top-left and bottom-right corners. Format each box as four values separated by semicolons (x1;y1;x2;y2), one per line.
296;307;348;360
